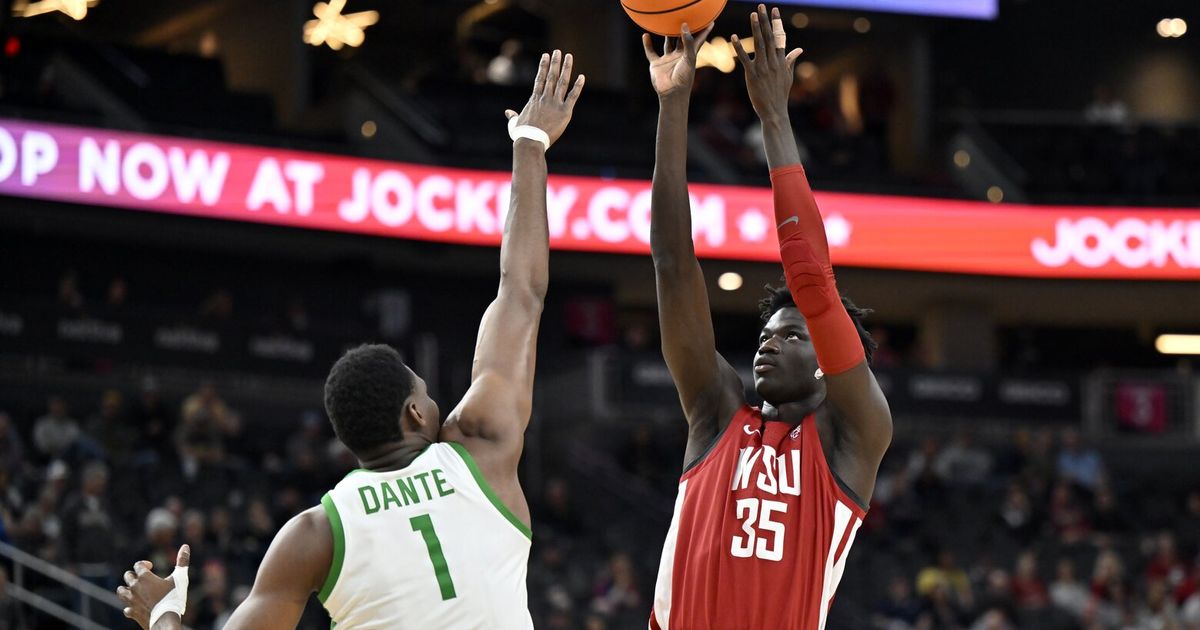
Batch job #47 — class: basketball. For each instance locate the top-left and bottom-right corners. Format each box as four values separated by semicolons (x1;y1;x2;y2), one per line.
621;0;729;36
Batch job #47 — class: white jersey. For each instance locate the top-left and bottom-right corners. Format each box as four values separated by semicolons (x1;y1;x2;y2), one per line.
319;442;533;630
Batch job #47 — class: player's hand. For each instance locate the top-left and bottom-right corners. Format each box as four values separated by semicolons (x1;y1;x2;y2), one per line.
732;4;804;121
505;50;585;148
117;545;190;629
643;22;715;99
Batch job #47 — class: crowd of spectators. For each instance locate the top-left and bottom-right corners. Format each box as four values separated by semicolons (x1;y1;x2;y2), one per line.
0;379;674;629
862;428;1200;629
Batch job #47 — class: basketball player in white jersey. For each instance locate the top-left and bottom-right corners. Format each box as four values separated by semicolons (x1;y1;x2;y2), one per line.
115;50;586;630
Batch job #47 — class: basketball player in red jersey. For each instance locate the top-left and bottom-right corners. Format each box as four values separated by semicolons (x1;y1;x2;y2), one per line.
642;6;892;629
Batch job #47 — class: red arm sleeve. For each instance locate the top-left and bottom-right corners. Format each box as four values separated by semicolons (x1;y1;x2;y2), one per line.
770;165;864;375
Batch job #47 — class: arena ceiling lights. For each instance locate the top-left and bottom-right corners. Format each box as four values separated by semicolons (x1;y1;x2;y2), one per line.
303;0;379;50
11;0;99;20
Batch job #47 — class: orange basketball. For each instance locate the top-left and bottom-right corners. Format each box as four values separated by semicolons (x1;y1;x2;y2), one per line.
621;0;728;37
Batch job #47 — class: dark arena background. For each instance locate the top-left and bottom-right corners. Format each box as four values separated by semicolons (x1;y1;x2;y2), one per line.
1;0;1199;628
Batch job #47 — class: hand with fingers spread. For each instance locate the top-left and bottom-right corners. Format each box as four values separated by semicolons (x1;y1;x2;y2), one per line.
117;544;190;630
731;4;804;122
643;22;715;99
505;49;585;149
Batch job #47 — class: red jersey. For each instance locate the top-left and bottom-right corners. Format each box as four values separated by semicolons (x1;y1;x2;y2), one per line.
650;406;866;630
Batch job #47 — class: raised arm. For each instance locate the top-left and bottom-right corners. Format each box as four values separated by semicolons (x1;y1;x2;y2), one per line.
445;51;584;472
120;509;329;630
735;5;892;499
644;24;745;463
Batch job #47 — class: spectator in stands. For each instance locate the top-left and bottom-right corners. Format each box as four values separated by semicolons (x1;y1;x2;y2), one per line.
85;389;135;461
1090;549;1128;624
1180;562;1200;629
1049;558;1090;622
286;411;325;462
205;506;236;560
1025;429;1057;496
975;568;1017;624
1137;578;1182;628
1048;479;1090;544
698;88;758;173
284;297;310;333
1084;84;1130;126
282;445;326;505
199;288;235;324
179;381;236;464
0;468;23;541
619;317;654;352
540;477;583;537
935;431;993;486
918;549;974;614
0;412;26;478
590;551;642;625
57;270;83;313
179;509;209;578
240;498;275;567
1057;428;1105;491
186;560;232;629
907;437;948;507
17;477;64;564
1010;550;1048;610
1145;531;1188;591
59;461;118;623
107;277;128;310
32;397;83;463
867;326;900;368
1179;491;1200;560
1091;482;1131;544
923;581;967;629
131;376;175;463
137;507;179;575
994;429;1031;479
872;574;923;629
181;382;229;430
970;607;1015;630
996;482;1038;546
872;467;922;538
620;425;666;488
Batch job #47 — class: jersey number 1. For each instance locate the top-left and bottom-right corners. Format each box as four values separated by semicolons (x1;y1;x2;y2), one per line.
410;514;458;600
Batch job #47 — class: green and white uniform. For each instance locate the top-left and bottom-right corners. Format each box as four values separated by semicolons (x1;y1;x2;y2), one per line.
318;442;533;630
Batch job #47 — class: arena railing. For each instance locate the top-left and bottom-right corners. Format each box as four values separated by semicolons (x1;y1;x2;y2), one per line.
0;539;148;630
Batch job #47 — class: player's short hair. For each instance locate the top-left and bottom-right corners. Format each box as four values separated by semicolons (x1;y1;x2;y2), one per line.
758;284;878;364
324;344;414;454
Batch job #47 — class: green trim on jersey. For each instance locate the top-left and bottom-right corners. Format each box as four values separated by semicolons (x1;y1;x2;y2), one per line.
446;442;533;540
318;493;346;603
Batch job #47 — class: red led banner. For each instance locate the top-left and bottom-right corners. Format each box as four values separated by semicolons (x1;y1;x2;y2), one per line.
1;118;1197;279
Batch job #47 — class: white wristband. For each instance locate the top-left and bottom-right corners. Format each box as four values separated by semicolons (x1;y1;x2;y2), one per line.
148;565;189;629
508;116;550;151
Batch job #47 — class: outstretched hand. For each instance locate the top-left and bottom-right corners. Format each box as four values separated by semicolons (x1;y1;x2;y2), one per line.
643;22;715;99
732;4;804;120
505;50;585;148
117;544;190;629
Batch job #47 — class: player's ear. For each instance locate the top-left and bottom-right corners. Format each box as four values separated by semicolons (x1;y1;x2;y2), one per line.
402;399;427;431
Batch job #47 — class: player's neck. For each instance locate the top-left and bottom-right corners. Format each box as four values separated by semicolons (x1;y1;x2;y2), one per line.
357;437;435;473
761;392;824;425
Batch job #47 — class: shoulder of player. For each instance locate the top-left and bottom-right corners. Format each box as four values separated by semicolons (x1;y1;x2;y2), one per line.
267;506;333;595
